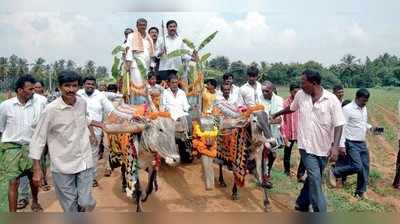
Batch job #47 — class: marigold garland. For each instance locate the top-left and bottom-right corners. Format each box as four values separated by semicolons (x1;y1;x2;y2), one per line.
192;122;218;158
243;104;265;117
147;111;171;120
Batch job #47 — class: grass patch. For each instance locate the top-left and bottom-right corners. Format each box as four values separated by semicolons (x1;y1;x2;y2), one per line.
369;169;382;189
326;188;390;212
0;93;5;103
268;169;299;195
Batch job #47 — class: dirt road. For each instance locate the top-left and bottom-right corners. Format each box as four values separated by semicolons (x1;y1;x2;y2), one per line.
29;159;293;212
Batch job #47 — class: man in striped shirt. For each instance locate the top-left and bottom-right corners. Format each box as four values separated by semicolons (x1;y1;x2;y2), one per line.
282;84;306;182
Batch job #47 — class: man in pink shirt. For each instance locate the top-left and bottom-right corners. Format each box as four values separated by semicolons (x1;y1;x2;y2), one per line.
282;84;306;182
272;69;345;212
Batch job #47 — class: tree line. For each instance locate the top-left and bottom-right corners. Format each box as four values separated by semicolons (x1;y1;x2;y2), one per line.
207;53;400;88
1;52;400;91
0;55;110;91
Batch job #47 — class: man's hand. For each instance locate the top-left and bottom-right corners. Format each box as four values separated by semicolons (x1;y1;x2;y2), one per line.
327;146;340;162
158;48;166;57
124;61;132;71
90;121;105;130
90;135;98;146
32;167;43;188
191;50;199;62
338;147;346;156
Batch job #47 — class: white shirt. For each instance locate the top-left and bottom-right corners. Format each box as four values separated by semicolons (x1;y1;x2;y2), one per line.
77;89;115;136
161;88;190;121
340;101;372;146
0;94;47;144
239;82;263;107
290;89;346;157
157;35;191;71
260;94;284;139
35;94;48;105
216;84;241;106
29;97;93;174
102;91;123;101
126;33;152;68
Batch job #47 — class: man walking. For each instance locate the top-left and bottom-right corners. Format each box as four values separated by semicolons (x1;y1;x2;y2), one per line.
0;75;45;212
259;81;284;187
272;70;345;212
328;89;374;199
77;76;115;186
282;84;306;182
30;71;102;212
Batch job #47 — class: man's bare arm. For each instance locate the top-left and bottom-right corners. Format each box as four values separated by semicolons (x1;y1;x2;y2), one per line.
271;106;293;119
328;125;344;162
32;159;42;187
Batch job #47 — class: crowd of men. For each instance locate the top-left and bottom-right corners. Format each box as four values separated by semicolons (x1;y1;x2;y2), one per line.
1;17;400;213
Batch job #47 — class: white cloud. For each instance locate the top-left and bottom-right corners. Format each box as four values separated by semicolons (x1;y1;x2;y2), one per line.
346;22;369;46
1;9;400;69
168;11;298;63
0;12;112;66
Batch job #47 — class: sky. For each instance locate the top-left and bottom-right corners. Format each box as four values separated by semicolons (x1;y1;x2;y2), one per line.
0;0;399;69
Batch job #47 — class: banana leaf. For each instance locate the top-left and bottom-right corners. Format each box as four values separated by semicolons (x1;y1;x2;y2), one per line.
111;56;121;79
177;64;185;79
197;31;218;52
188;65;195;84
199;53;211;65
183;38;196;50
112;45;125;55
164;49;191;60
133;57;148;80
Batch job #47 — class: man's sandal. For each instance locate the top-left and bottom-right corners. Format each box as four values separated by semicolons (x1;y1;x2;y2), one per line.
31;203;44;212
17;198;29;210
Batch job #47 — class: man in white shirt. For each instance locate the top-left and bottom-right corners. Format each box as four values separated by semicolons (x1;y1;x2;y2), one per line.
160;75;190;121
239;66;263;107
122;28;134;62
17;81;49;210
161;75;192;163
259;81;284;185
215;84;241;118
77;76;115;187
125;18;155;104
148;27;160;73
239;66;271;140
272;69;345;212
329;89;373;199
0;75;46;212
156;20;193;82
216;73;241;105
30;71;103;212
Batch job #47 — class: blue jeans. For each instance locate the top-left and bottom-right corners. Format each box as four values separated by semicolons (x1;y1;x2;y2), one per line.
296;149;327;212
333;140;369;196
18;176;30;200
52;168;96;212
